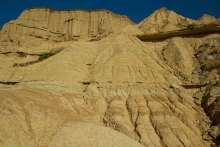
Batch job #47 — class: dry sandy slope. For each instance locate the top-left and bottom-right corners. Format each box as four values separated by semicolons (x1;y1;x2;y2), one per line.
0;7;220;147
0;33;213;147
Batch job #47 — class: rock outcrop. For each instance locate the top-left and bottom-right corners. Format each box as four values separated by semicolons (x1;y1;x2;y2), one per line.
138;7;196;34
199;14;216;24
1;8;134;40
0;8;134;54
0;7;220;147
137;20;220;41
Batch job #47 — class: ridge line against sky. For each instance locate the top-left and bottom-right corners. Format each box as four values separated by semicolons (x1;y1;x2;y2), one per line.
0;0;220;30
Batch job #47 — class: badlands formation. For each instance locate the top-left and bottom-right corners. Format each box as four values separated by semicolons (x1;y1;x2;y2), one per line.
0;7;220;147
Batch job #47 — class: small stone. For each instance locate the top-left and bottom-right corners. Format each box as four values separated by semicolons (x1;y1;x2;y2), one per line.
170;84;179;88
209;126;219;139
194;91;203;100
207;55;214;60
202;134;212;141
210;87;220;97
194;99;201;106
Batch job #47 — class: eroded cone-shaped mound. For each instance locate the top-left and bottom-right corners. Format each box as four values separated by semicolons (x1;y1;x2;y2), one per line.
0;33;212;147
138;7;194;33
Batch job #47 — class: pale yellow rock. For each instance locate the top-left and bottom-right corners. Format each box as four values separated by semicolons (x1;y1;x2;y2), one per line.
138;7;197;34
0;8;134;54
0;88;144;147
0;33;210;147
163;37;194;75
0;7;219;147
198;14;216;24
160;23;180;32
1;8;134;41
118;25;144;35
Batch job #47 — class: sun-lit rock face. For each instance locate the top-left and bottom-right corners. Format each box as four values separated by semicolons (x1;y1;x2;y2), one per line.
138;7;194;33
0;8;134;42
198;14;216;24
0;8;135;54
138;7;219;34
0;7;220;147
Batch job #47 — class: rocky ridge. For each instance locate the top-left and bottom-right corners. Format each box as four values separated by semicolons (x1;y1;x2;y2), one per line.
1;7;134;39
0;7;220;147
0;8;134;54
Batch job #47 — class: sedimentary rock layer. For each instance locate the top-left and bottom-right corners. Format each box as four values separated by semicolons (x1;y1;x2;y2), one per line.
0;8;134;42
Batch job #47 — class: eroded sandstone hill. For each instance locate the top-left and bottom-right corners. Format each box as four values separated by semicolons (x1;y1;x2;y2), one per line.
0;8;133;41
0;7;220;147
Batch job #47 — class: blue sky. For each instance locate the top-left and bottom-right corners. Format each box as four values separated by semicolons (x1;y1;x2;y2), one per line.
0;0;220;30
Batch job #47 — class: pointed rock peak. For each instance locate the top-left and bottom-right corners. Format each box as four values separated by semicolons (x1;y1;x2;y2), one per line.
199;14;216;21
158;7;169;11
138;7;197;34
139;7;186;27
201;14;215;19
151;7;171;15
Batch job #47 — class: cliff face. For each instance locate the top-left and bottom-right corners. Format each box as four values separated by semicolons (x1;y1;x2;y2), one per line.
0;8;134;42
0;7;220;147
